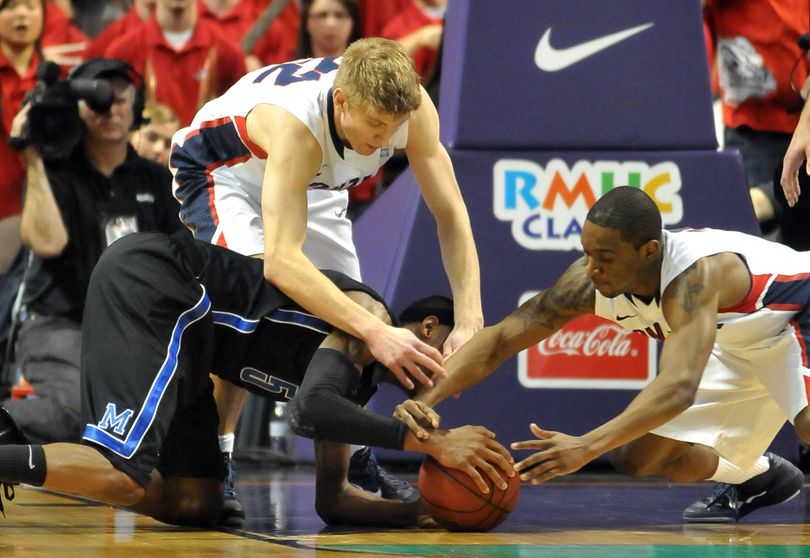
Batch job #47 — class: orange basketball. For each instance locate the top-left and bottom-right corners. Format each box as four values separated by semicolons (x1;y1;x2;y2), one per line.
418;456;520;531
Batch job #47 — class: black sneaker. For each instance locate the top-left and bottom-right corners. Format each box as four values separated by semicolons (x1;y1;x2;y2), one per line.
0;407;26;518
218;452;245;527
682;453;804;523
347;447;419;502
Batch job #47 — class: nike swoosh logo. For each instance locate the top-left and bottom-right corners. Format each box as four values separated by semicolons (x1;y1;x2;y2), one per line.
28;445;35;470
616;314;637;321
535;23;654;72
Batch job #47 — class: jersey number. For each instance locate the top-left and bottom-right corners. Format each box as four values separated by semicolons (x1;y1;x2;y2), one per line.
253;58;339;86
240;367;299;399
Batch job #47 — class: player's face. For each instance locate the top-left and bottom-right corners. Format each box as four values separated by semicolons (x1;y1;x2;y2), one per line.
335;93;409;156
580;220;650;298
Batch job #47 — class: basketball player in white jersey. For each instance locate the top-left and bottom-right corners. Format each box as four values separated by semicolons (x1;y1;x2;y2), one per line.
170;37;483;522
403;186;807;523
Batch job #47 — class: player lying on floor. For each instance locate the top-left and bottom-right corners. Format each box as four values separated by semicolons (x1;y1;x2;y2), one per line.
0;231;513;526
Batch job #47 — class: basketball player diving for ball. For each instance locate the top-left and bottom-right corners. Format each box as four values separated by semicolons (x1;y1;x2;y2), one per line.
400;186;807;524
0;232;513;527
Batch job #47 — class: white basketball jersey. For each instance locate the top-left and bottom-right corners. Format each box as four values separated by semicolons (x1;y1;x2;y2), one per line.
594;228;810;349
174;56;409;197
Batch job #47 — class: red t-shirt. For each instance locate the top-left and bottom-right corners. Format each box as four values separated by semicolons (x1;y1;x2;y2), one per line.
705;0;809;133
0;50;40;219
249;0;300;64
105;18;247;126
41;2;88;68
359;0;410;38
381;2;442;83
198;0;255;42
86;8;146;60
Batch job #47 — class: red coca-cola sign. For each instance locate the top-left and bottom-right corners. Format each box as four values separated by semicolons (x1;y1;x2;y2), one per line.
519;314;657;389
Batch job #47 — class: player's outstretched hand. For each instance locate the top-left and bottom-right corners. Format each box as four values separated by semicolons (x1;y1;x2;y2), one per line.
511;423;590;484
394;400;440;439
781;115;810;207
367;324;444;391
423;426;515;494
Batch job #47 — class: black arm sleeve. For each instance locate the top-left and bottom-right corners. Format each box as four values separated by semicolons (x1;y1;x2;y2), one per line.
287;348;407;449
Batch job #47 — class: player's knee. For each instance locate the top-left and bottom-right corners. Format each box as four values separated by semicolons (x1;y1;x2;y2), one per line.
287;393;318;439
103;471;147;506
610;448;655;478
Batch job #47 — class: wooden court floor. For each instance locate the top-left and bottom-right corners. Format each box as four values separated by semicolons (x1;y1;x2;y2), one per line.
2;464;810;557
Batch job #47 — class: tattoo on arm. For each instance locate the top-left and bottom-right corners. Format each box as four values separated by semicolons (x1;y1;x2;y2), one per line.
674;262;705;314
514;260;594;332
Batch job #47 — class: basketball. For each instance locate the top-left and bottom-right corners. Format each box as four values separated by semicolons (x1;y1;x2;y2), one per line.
418;456;520;531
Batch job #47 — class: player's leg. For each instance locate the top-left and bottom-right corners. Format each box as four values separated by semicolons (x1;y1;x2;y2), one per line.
676;337;807;522
173;171;264;526
77;232;221;526
132;377;225;527
212;376;247;526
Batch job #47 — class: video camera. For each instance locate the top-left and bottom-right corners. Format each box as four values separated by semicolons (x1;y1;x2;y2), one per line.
17;60;114;160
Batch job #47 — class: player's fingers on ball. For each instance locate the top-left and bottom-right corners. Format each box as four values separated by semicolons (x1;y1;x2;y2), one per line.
476;460;508;490
487;447;516;474
463;466;490;494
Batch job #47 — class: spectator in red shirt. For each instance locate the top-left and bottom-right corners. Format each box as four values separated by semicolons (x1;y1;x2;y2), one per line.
358;0;407;38
381;0;444;84
198;0;253;42
105;0;246;126
86;0;155;60
41;0;86;69
0;0;43;273
246;0;298;70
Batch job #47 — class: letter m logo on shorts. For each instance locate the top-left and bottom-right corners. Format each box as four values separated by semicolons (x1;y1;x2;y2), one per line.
98;403;135;435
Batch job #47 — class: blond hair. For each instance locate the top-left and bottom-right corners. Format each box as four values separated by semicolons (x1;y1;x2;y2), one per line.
141;101;180;127
334;37;422;115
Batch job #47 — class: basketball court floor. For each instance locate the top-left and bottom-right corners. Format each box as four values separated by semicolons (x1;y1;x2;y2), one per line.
1;463;809;557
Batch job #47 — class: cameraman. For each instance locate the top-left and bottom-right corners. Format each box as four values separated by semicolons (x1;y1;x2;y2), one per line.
5;57;182;443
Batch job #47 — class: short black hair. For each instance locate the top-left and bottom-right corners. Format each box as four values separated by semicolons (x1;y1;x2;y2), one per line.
398;296;454;327
586;186;662;248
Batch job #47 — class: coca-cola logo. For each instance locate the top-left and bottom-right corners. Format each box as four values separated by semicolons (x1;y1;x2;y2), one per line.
537;324;637;358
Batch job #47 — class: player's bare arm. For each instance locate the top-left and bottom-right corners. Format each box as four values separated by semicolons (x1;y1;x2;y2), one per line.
781;91;810;206
246;104;443;390
405;87;483;357
312;439;421;526
413;256;596;410
513;256;726;484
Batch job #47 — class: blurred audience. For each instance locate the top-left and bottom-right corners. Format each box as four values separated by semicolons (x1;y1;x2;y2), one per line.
41;0;87;68
5;57;182;443
246;0;298;69
0;0;44;275
104;0;246;126
130;100;180;166
85;0;155;59
704;0;809;239
295;0;359;58
381;0;444;83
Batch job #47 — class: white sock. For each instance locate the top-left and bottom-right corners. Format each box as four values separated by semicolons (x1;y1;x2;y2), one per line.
351;445;365;454
708;455;770;484
218;433;235;454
